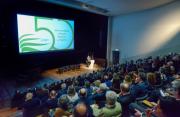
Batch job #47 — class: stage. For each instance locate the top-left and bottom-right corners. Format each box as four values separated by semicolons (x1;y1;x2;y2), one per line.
41;64;102;80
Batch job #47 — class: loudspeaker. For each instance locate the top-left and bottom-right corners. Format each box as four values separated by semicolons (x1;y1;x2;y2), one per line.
112;50;120;65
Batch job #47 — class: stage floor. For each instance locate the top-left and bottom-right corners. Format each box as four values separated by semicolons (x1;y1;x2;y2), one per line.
42;64;102;80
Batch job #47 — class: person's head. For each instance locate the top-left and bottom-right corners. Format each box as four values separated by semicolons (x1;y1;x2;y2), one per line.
113;73;119;79
105;90;117;108
135;72;146;83
156;96;179;117
61;83;66;90
124;75;132;84
25;92;33;101
79;88;87;98
58;94;69;110
67;86;76;96
49;90;57;99
94;80;101;87
147;72;156;86
99;83;108;92
120;83;130;94
172;79;180;99
73;102;88;117
84;81;90;88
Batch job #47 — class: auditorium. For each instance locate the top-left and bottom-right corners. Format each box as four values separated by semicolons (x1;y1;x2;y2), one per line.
0;0;180;117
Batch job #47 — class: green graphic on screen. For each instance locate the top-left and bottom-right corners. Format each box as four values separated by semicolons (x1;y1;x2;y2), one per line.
17;14;74;53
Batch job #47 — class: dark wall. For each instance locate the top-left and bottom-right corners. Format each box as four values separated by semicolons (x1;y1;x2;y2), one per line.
0;0;108;74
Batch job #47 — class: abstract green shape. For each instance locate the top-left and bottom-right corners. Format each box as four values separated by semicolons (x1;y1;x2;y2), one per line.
20;42;48;48
19;38;40;44
64;20;74;49
19;34;34;40
35;17;56;50
21;47;40;52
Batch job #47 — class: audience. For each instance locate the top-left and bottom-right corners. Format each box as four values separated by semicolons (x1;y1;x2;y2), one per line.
10;53;180;117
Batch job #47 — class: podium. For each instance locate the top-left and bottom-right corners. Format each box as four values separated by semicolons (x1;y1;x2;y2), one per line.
88;60;95;69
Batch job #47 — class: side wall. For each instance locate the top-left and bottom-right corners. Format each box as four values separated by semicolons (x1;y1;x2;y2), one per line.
110;1;180;62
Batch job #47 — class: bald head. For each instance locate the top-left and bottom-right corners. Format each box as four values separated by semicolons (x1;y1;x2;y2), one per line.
79;88;87;97
73;103;88;117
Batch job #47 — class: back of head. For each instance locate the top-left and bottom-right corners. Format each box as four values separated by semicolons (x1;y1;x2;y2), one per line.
79;88;87;98
67;85;76;96
105;90;117;107
147;72;156;86
85;81;90;88
58;94;69;110
120;83;130;93
61;83;66;89
25;92;33;101
73;102;88;117
50;90;57;99
94;80;101;87
138;72;146;82
113;73;119;79
124;75;132;84
99;83;108;91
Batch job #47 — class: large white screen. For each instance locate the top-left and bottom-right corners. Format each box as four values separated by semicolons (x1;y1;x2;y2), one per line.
17;14;74;53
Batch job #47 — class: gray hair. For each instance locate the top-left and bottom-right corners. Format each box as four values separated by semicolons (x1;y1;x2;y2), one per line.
25;92;33;101
61;83;66;89
172;80;180;94
99;83;108;91
58;94;69;105
106;90;117;106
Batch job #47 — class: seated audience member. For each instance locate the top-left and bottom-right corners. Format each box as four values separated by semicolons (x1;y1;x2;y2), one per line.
84;81;93;96
92;83;109;108
134;96;179;117
75;88;92;106
111;73;121;93
58;83;67;97
72;102;90;117
45;90;58;109
147;72;166;102
23;92;41;117
147;72;156;88
130;72;148;98
118;83;134;117
96;90;122;117
103;75;112;87
54;94;71;117
172;79;180;100
92;80;101;92
67;86;79;104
